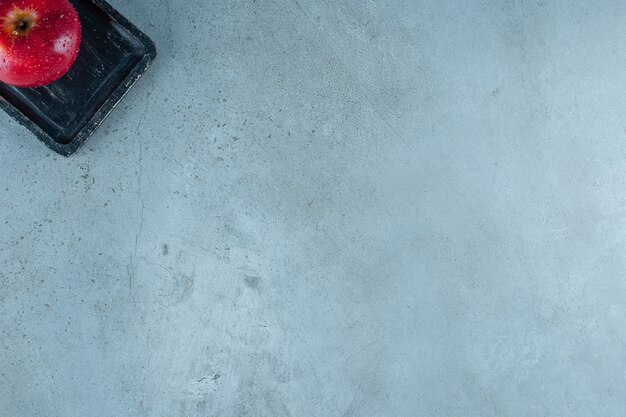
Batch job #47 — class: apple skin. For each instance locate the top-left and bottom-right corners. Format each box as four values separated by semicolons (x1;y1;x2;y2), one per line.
0;0;81;87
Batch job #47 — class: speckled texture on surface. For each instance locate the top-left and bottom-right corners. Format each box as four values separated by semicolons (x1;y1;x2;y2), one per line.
2;1;626;416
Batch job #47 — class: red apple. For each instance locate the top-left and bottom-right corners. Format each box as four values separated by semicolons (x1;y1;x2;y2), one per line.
0;0;81;87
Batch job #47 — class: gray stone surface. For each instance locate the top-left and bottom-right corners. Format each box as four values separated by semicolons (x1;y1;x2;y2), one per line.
2;0;626;415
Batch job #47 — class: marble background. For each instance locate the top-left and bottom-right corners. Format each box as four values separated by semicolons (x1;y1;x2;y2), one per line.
1;0;626;415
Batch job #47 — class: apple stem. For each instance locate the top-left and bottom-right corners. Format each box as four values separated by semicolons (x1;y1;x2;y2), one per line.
13;21;25;35
4;10;37;38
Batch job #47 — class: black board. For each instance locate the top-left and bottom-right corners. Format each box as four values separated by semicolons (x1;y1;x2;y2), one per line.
0;0;156;156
